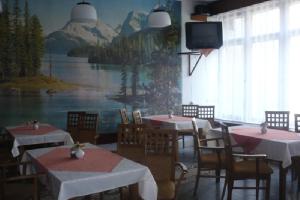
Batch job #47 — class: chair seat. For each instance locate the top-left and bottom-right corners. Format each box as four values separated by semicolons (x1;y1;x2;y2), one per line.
233;160;273;178
3;182;35;200
201;153;226;168
157;180;175;200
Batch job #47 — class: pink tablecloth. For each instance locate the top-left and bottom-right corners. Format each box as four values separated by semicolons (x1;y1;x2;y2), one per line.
35;147;122;172
231;127;300;153
8;125;58;136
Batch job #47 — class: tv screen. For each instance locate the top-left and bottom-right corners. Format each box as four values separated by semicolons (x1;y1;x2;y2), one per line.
185;22;223;50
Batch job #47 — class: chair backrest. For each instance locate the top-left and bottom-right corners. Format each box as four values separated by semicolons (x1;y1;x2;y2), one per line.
182;104;198;118
265;111;290;131
192;119;205;146
117;123;146;163
132;110;143;124
67;111;85;130
220;123;234;172
119;108;130;124
144;128;177;182
198;105;215;127
67;111;85;141
77;113;98;144
295;114;300;133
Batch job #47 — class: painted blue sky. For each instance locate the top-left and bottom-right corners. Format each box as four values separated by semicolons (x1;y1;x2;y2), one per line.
25;0;159;35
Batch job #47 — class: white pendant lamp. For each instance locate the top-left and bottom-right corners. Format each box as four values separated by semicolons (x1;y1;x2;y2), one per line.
0;0;3;13
148;1;171;28
71;0;97;23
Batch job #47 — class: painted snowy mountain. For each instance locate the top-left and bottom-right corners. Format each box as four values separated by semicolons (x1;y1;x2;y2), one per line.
45;19;118;54
119;11;148;37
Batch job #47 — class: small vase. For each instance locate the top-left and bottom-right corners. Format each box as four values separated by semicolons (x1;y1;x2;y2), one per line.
33;123;39;130
75;148;85;159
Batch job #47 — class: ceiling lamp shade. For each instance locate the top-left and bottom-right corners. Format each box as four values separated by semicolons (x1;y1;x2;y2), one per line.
0;0;2;13
71;1;97;23
148;7;171;28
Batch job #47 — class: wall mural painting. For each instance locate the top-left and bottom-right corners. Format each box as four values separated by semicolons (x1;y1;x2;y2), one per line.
0;0;182;133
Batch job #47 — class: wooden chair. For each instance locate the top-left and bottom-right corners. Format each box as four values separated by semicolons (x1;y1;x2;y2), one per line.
66;111;85;140
198;105;217;128
77;113;99;144
0;161;44;200
179;104;199;148
293;114;300;189
265;111;290;131
192;120;226;196
220;123;273;200
132;110;143;124
119;108;130;124
117;123;147;164
144;128;187;200
117;123;147;200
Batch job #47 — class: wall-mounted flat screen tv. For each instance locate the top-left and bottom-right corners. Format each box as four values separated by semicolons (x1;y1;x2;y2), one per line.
185;22;223;50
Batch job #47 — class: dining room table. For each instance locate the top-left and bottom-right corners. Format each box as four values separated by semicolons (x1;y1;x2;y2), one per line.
5;123;74;157
22;143;157;200
208;125;300;200
142;114;212;135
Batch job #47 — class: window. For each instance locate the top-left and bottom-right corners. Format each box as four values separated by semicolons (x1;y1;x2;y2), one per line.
196;0;300;124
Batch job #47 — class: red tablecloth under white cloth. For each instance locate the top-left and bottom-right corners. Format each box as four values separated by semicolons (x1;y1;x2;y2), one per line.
142;115;212;135
209;125;300;168
6;124;74;157
23;144;157;200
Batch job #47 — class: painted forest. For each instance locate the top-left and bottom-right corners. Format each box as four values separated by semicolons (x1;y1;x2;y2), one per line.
0;0;44;81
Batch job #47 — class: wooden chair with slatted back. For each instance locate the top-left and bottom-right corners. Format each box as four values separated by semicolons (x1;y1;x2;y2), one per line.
198;105;217;128
132;110;142;124
265;111;290;131
119;108;130;124
144;128;187;200
192;119;226;196
66;111;85;142
77;113;99;144
220;123;273;200
178;105;199;148
293;114;300;189
0;161;44;200
117;123;147;164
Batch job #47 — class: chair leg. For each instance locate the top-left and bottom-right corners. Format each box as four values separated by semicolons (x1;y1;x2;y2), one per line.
266;176;271;200
193;168;201;196
221;178;227;200
216;169;220;183
227;179;233;200
256;178;260;200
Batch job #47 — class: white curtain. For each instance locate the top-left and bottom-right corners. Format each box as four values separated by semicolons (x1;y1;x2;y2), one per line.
195;0;300;125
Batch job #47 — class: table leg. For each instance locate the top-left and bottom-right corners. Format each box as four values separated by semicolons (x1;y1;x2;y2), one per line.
279;163;287;200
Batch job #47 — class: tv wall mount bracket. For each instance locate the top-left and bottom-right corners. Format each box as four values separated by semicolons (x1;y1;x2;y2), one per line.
178;51;203;76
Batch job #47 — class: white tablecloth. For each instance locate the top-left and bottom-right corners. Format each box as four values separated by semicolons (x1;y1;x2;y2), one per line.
6;124;74;157
142;115;212;135
208;125;300;168
23;144;157;200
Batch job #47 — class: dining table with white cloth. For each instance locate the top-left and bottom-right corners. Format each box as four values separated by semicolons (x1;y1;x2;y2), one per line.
142;115;212;135
208;125;300;200
6;123;74;157
22;143;157;200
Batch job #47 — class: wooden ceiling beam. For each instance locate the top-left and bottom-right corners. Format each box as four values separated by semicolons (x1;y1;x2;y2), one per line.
208;0;271;15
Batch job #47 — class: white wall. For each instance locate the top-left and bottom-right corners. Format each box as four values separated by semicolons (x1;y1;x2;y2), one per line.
181;0;212;105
